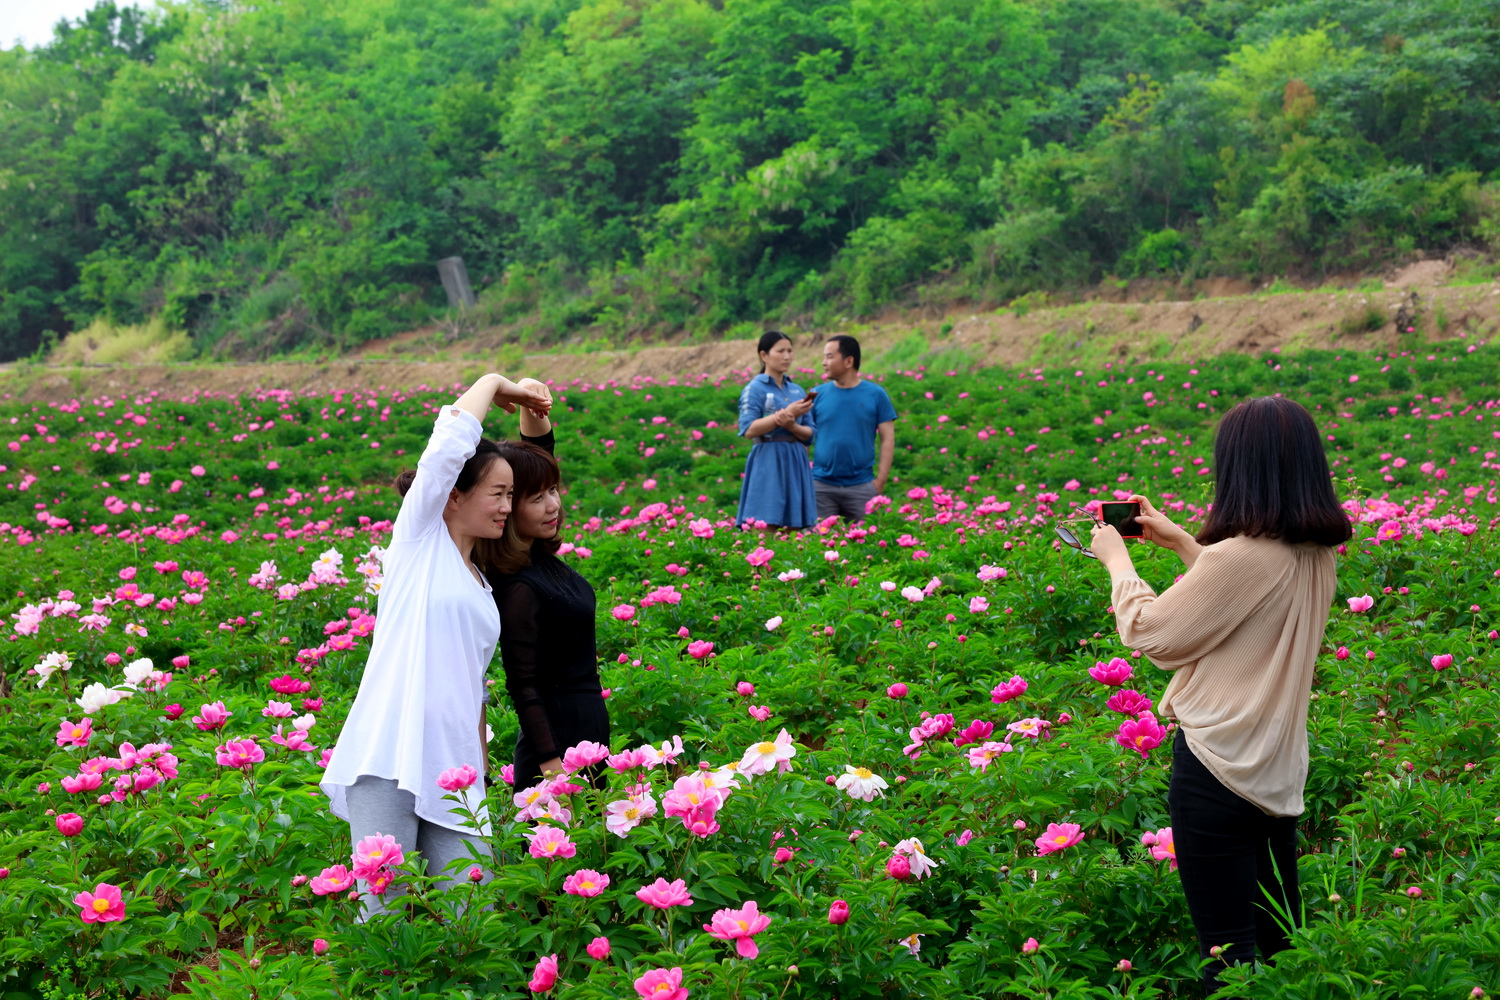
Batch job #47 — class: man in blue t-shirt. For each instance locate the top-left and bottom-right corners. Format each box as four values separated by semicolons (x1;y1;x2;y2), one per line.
810;335;897;522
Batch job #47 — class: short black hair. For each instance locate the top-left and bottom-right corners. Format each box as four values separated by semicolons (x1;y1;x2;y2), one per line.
826;334;862;370
1196;396;1353;547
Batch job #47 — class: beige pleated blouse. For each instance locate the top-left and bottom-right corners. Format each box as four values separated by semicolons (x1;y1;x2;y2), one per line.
1111;534;1337;817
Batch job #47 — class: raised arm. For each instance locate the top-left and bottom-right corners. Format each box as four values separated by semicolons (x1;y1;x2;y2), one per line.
516;378;554;438
453;373;552;424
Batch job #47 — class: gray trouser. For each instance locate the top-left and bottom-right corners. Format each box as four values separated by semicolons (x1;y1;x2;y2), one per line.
345;775;493;921
815;479;879;522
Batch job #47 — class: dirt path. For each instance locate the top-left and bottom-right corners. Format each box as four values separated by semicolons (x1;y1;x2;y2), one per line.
3;263;1494;401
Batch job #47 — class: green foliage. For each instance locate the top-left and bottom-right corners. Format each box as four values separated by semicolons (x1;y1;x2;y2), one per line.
2;0;1500;357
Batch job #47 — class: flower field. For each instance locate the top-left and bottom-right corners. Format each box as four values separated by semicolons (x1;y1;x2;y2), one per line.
1;342;1497;999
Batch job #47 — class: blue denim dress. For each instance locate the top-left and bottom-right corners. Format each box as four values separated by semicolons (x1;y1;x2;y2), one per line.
735;373;817;528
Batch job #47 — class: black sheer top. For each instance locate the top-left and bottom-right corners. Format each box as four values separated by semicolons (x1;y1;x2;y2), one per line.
486;430;602;761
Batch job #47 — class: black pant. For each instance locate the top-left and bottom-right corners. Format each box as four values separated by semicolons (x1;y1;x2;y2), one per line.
1168;731;1301;995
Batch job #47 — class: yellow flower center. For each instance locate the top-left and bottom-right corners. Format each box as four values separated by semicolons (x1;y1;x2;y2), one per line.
624;807;639;820
737;920;749;931
853;767;873;779
687;793;700;805
92;898;111;913
756;742;777;754
1053;835;1069;845
369;850;383;860
71;728;83;738
580;880;595;891
652;986;671;995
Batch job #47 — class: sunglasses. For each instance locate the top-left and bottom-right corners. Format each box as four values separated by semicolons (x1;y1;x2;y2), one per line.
1056;505;1100;559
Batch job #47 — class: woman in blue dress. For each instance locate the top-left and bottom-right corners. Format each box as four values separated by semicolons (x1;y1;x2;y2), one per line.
736;331;817;529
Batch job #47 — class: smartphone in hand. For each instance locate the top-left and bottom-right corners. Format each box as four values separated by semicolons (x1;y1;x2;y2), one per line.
1099;501;1143;538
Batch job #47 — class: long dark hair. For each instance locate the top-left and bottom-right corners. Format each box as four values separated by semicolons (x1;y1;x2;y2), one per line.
756;330;791;374
1195;396;1353;547
475;440;563;574
393;439;504;497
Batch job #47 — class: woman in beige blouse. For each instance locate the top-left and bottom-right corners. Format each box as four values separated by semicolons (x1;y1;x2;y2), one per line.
1089;396;1352;993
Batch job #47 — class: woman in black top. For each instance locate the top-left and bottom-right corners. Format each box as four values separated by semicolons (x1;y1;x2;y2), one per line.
478;380;609;792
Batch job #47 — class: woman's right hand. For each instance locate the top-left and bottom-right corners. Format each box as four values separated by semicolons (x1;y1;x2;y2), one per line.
1128;494;1192;551
491;375;553;418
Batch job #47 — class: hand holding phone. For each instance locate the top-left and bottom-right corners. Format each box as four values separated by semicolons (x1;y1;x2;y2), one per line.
1098;501;1143;538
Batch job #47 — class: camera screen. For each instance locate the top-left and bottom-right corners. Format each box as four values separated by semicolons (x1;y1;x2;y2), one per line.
1099;502;1142;537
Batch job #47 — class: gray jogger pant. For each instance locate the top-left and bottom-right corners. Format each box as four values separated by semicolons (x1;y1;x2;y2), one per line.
344;774;493;921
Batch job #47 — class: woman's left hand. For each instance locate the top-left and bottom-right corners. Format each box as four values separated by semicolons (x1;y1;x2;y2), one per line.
1090;521;1131;572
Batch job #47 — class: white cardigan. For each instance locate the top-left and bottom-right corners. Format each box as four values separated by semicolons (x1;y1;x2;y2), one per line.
322;407;499;833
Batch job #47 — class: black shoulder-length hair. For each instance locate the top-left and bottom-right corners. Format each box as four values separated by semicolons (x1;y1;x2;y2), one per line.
475;440;563;575
1195;395;1353;547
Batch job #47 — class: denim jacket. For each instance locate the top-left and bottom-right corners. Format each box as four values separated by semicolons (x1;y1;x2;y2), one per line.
737;373;815;445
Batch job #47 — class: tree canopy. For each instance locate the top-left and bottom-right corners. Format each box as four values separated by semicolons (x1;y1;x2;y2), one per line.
1;0;1497;358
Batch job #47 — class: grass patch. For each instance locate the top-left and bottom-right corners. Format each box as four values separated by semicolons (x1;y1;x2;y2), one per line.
1336;305;1388;338
49;317;195;365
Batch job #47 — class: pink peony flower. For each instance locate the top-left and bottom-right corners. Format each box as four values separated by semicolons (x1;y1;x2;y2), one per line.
312;938;329;955
633;967;688;1000
886;853;912;880
990;675;1027;704
745;546;774;567
887;682;908;699
952;719;994;748
735;682;755;697
894;837;940;879
1347;594;1374;613
828;899;850;925
192;701;232;731
56;812;84;837
611;604;636;621
56;717;93;748
1115;716;1167;758
437;764;479;791
1106;687;1153;715
563;741;610;772
969;596;990;614
351;834;405;880
635;877;693;909
605;791;658;837
262;700;295;718
1035;822;1085;856
1022;937;1040;954
586;936;611;960
528;953;559;993
1147;827;1176;869
214;738;264;769
61;772;103;794
1431;653;1453;671
1088;657;1133;686
686;640;715;659
73;882;126;923
966;741;1014;773
310;864;356;895
746;704;771;722
703;900;772;959
563;869;610;897
527;825;577;860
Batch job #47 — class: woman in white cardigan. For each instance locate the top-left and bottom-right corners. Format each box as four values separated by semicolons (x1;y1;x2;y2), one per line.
321;372;550;920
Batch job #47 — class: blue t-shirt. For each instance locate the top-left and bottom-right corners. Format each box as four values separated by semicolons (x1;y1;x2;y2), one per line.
810;379;898;486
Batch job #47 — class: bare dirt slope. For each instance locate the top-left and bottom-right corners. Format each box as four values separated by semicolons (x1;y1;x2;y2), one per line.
3;262;1494;401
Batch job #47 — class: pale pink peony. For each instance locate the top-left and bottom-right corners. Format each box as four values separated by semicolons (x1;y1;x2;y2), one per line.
966;741;1014;773
1347;594;1374;613
969;596;990;614
738;729;797;776
351;834;405;879
526;825;577;860
745;546;774;567
635;877;693;909
563;741;611;772
310;864;356;895
437;764;480;791
686;640;715;659
703;900;772;959
214;738;264;769
893;837;940;879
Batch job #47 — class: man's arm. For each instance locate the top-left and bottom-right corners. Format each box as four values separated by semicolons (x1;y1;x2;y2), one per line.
873;420;895;493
